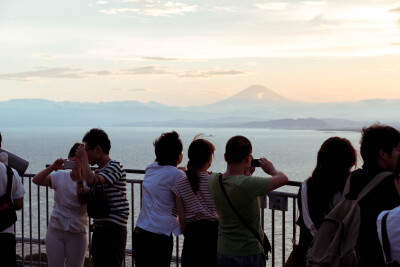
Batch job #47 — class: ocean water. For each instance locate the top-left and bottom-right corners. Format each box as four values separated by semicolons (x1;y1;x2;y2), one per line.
1;126;362;265
1;126;362;181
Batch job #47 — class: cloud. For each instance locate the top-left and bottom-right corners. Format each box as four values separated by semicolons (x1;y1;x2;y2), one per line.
0;65;171;81
143;56;182;61
0;68;84;81
129;88;148;92
210;6;238;13
179;68;249;78
254;2;289;11
390;6;400;13
96;1;108;5
100;1;197;17
119;65;170;74
38;54;56;58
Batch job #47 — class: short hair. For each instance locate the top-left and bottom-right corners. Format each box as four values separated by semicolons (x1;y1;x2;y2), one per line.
360;124;400;166
225;135;252;164
154;131;183;166
68;142;83;158
82;128;111;155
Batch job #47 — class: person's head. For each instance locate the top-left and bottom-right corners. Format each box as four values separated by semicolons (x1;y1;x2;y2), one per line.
68;142;83;159
82;128;111;154
186;138;215;193
82;128;111;165
360;124;400;171
154;131;183;166
225;135;252;167
311;137;357;189
307;137;357;227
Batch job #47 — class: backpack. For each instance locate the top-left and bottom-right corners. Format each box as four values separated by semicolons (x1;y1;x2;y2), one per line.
0;166;17;232
306;171;392;267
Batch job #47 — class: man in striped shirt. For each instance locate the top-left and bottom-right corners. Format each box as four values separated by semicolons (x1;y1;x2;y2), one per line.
76;128;129;267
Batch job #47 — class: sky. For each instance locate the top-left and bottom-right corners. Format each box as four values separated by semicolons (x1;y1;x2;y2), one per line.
1;0;400;106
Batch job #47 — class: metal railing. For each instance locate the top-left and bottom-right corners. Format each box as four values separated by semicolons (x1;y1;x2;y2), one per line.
14;170;301;267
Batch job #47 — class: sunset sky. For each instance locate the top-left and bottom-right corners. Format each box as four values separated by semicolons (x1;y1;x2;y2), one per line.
1;0;400;106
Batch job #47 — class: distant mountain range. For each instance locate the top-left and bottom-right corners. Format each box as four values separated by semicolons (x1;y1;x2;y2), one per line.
1;85;399;130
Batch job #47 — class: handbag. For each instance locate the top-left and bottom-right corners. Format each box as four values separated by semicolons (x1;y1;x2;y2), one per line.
86;176;111;219
381;212;400;267
0;166;17;232
218;174;272;260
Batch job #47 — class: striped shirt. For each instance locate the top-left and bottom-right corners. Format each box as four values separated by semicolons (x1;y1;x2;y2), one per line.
94;160;129;227
172;172;219;222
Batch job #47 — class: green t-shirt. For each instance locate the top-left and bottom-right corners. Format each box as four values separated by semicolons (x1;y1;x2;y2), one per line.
208;173;269;256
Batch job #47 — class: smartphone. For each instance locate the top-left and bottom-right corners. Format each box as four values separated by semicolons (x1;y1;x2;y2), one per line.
63;160;76;169
251;158;260;167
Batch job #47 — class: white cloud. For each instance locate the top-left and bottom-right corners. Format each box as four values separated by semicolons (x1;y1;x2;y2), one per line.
254;2;289;11
97;1;108;5
179;68;249;78
100;1;197;17
210;6;238;13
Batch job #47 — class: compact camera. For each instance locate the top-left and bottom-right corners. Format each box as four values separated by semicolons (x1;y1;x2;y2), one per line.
63;160;76;169
251;158;260;167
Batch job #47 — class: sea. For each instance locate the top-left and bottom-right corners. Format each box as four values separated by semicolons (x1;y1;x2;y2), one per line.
1;126;362;265
1;126;362;180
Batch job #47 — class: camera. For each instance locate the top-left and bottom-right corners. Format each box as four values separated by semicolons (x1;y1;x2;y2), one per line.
251;158;260;167
63;160;76;169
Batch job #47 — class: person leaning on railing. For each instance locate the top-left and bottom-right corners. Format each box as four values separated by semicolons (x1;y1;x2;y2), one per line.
208;135;288;267
32;142;89;267
132;131;185;267
0;132;25;267
75;128;129;267
293;137;357;267
172;137;219;267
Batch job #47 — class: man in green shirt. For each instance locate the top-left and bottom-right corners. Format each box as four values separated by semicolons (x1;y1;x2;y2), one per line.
209;135;288;267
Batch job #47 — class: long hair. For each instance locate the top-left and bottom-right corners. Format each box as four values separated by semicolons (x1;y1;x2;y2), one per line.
186;138;215;194
307;137;357;228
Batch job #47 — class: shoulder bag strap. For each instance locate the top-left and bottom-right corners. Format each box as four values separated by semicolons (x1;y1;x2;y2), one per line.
382;212;392;263
218;174;263;246
6;166;14;197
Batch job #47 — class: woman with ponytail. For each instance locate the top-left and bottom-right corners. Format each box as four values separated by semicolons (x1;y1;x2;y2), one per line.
172;137;219;267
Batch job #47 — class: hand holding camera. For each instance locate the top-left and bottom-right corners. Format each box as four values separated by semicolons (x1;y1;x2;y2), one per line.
259;158;279;176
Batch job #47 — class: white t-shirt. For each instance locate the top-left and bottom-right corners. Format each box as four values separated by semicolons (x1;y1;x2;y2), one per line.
377;206;400;263
0;162;25;235
136;162;185;236
49;170;89;233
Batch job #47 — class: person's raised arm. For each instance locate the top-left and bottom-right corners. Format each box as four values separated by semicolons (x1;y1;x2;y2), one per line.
32;158;64;187
259;157;289;192
71;159;87;204
75;146;106;186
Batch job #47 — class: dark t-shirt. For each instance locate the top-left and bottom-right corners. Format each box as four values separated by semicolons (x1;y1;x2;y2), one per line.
349;166;400;266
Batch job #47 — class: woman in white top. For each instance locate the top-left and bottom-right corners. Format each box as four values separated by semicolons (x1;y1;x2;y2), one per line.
172;138;218;267
132;131;185;267
33;143;89;267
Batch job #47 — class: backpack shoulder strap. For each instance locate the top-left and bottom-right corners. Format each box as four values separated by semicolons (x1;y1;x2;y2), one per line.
357;171;392;201
6;166;13;197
